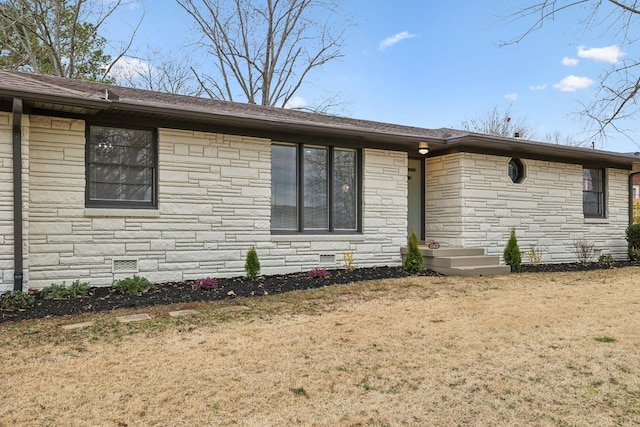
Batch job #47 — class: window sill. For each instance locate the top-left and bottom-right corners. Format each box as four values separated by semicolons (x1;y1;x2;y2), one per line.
85;208;160;218
583;217;608;224
271;234;365;242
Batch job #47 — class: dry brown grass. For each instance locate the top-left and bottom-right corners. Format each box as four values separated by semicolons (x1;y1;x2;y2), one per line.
1;268;639;426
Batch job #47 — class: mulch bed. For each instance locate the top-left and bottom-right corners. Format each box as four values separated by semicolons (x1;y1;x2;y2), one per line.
2;261;639;324
0;266;440;324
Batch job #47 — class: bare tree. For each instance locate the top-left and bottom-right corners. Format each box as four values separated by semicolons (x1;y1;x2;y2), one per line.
459;104;535;139
542;130;581;146
176;0;348;108
501;1;640;142
112;49;203;96
0;0;141;81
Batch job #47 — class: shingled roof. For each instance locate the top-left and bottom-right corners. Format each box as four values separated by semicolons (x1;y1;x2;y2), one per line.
0;70;638;168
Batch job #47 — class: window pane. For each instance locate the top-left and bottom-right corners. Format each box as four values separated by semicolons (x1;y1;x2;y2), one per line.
88;126;154;204
333;149;357;230
583;192;603;216
303;146;328;230
271;145;298;230
582;168;604;217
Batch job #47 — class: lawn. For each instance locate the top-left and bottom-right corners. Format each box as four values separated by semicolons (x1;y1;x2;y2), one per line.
1;268;639;426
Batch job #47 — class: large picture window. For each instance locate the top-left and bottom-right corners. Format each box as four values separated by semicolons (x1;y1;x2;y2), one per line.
583;167;605;218
87;125;157;208
271;143;360;233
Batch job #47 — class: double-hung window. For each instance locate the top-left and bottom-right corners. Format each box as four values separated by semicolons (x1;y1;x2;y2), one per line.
582;167;605;218
271;143;360;233
86;125;157;208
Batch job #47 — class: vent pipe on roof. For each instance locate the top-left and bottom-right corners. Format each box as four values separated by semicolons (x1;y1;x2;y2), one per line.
103;89;119;101
12;98;24;292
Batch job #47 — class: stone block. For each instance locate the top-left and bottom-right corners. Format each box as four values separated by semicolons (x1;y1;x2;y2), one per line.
92;218;125;231
169;310;199;317
116;313;152;323
62;322;94;330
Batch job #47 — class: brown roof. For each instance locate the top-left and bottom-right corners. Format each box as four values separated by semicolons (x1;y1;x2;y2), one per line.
0;70;638;168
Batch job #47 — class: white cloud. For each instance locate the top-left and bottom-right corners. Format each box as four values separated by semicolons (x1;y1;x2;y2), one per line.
378;31;416;51
108;56;151;80
577;45;625;63
529;83;548;91
562;57;579;66
504;93;518;101
553;75;594;92
284;96;308;109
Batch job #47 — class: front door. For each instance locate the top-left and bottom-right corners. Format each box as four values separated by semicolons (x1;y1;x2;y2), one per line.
407;158;424;240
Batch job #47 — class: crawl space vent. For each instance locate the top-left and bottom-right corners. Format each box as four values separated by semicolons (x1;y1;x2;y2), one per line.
319;254;335;265
113;259;139;273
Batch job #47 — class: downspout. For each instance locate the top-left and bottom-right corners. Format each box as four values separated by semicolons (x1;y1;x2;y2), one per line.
12;98;24;292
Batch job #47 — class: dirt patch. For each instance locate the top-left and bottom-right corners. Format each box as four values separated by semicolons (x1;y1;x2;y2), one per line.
1;268;639;425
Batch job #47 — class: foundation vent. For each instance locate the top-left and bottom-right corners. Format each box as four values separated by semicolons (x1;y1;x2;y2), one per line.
113;259;139;273
319;254;335;265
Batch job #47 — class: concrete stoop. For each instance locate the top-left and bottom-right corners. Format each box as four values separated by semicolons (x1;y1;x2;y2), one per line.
401;246;511;277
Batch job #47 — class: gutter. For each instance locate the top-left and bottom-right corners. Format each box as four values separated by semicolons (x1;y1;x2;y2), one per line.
12;98;23;291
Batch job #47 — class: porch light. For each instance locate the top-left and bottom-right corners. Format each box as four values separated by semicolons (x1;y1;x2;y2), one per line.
418;142;429;155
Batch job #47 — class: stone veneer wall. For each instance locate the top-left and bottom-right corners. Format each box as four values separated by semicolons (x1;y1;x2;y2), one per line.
0;113;14;291
426;152;630;263
22;117;407;289
0;112;30;292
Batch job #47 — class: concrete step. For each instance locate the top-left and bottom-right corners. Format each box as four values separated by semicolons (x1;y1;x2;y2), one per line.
421;247;486;258
429;264;512;277
401;245;511;277
428;255;502;268
401;246;485;257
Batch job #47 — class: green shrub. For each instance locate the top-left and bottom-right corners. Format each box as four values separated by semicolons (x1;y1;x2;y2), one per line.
68;279;90;297
113;275;153;294
41;280;90;300
626;224;640;260
0;290;35;310
41;283;70;300
503;228;521;271
598;253;614;264
245;246;261;280
403;228;423;272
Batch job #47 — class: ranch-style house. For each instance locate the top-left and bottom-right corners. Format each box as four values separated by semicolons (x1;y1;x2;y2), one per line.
1;70;639;290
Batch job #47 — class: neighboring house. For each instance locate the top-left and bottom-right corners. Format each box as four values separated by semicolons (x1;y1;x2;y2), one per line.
1;70;639;290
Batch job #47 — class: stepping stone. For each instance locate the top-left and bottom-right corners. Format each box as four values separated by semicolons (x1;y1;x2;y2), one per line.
62;321;94;330
169;309;199;317
219;306;250;313
116;313;152;323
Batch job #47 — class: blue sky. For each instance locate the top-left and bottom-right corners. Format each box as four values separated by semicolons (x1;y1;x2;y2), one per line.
105;0;639;153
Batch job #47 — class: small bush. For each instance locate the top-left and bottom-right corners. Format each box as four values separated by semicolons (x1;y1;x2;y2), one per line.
113;275;153;294
525;246;543;266
41;280;89;300
572;239;595;263
503;228;521;271
626;224;640;260
308;268;330;279
343;252;355;271
403;228;423;272
41;283;70;300
598;253;614;264
193;277;218;290
0;290;35;310
245;247;261;280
